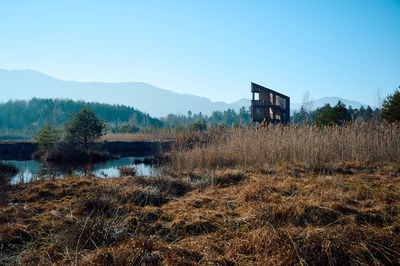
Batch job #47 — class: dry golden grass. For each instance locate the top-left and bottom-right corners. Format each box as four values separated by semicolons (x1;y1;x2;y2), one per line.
1;163;399;265
102;131;176;142
170;123;400;171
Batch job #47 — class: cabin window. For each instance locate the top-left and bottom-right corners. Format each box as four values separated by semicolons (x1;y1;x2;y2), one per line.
281;99;286;109
256;108;261;116
253;92;259;101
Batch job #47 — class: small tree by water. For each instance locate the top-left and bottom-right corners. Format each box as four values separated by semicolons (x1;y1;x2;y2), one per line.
33;108;108;163
64;107;105;148
34;124;62;153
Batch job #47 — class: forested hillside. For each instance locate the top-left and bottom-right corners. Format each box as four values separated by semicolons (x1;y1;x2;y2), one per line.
0;98;162;139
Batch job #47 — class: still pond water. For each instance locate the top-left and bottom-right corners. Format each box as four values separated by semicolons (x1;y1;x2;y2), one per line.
5;157;158;184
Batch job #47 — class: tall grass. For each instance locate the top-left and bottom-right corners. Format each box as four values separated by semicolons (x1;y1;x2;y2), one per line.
170;123;400;171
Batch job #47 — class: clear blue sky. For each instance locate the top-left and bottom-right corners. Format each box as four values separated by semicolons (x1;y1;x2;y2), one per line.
0;0;399;105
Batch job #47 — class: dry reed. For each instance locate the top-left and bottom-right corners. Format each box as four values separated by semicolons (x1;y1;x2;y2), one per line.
170;123;400;171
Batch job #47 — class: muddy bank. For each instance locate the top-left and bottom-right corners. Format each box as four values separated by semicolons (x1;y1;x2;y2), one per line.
0;140;173;160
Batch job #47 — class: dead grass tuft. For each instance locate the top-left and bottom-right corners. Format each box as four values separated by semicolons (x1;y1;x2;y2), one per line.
212;170;245;187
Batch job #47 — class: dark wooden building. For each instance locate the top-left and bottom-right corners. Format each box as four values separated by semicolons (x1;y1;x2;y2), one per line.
251;82;290;124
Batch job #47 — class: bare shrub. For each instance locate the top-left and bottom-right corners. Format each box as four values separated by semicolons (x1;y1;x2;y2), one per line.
118;165;136;176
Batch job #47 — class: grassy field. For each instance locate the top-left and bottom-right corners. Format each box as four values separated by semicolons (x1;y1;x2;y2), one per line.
1;123;400;265
102;130;176;142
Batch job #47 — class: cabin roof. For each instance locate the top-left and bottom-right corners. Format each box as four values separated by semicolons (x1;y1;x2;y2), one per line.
251;82;290;100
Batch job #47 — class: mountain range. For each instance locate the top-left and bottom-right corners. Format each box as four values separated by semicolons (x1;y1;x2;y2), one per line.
0;69;374;117
290;97;376;112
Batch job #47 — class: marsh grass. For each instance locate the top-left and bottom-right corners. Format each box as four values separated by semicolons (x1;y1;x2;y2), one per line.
170;123;400;171
1;163;400;265
2;123;400;265
102;129;177;142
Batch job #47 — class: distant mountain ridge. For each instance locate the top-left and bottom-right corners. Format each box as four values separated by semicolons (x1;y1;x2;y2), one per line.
0;69;374;117
291;97;376;112
0;69;245;117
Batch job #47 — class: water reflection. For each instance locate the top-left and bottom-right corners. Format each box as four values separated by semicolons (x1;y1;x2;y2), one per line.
6;157;158;184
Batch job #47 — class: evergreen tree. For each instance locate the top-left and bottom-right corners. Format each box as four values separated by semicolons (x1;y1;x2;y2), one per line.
64;108;105;148
332;101;351;125
314;101;350;126
314;104;334;127
34;124;62;152
380;88;400;123
365;106;373;122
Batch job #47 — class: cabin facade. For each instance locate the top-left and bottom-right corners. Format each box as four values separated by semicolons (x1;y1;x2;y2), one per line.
251;82;290;124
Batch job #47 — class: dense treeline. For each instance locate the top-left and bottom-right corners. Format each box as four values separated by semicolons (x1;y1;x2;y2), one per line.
292;103;381;125
0;98;162;138
161;107;251;129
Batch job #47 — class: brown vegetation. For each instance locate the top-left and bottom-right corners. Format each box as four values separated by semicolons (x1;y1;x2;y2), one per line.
170;123;400;171
1;124;400;264
118;165;137;176
102;130;176;142
32;142;111;163
1;163;399;265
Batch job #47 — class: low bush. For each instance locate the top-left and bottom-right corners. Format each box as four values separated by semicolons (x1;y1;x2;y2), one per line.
32;142;110;163
0;162;18;186
118;165;136;176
